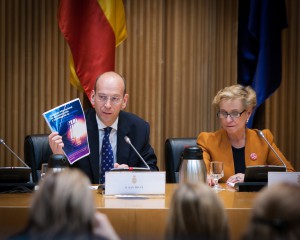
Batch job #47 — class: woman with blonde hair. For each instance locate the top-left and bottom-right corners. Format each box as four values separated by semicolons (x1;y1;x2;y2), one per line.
197;84;294;186
10;168;119;240
165;182;229;240
243;182;300;240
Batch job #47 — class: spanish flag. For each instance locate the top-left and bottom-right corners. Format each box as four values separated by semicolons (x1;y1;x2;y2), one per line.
58;0;127;102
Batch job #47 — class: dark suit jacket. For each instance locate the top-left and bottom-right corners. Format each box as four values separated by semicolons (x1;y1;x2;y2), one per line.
72;108;158;184
197;128;294;183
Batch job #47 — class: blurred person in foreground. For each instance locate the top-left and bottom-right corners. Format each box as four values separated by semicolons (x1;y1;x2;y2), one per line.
165;182;229;240
9;168;119;240
49;71;158;184
197;84;294;186
243;182;300;240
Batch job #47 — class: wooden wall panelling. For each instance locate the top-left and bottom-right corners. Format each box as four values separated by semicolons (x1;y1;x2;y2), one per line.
266;0;300;170
0;0;82;166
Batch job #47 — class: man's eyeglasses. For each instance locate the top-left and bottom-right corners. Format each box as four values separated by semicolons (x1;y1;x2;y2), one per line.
96;95;123;105
217;109;246;119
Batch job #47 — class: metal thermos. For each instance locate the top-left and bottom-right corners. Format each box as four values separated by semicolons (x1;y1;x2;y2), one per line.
179;146;207;184
48;154;68;173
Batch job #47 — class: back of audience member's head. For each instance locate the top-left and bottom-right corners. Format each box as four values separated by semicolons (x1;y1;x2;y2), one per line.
27;168;102;240
166;182;229;240
243;182;300;240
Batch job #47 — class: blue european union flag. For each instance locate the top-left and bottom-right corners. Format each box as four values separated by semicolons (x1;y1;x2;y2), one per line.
238;0;287;128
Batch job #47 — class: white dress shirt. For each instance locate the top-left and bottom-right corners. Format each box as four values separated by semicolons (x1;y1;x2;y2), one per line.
95;115;118;164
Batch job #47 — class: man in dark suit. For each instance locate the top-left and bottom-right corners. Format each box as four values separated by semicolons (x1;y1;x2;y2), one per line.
49;71;158;184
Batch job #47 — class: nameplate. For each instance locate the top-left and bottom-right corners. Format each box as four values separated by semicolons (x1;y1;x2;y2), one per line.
105;171;166;195
268;172;300;186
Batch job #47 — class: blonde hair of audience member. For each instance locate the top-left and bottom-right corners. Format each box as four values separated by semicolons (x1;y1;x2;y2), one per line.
243;182;300;240
166;183;229;240
26;169;119;240
212;84;257;110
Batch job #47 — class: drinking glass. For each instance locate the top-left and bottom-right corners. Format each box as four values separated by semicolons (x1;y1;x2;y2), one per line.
210;161;224;190
40;163;48;180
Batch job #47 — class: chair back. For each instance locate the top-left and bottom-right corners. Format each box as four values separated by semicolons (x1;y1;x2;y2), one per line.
24;134;52;183
165;138;197;183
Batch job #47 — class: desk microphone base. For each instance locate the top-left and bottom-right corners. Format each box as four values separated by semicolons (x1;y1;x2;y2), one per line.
235;182;267;192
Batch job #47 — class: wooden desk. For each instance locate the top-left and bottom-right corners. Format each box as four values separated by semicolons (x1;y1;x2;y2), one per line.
0;184;257;240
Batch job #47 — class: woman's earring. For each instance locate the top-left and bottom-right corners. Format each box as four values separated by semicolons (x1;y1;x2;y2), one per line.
246;119;249;123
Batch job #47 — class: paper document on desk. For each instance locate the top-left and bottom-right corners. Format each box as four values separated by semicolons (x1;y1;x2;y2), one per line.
43;98;90;164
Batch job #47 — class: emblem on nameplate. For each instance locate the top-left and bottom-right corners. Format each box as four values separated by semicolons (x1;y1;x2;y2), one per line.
132;175;137;184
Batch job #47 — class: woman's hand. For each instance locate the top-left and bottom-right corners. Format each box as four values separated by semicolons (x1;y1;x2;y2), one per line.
206;175;215;186
226;173;245;186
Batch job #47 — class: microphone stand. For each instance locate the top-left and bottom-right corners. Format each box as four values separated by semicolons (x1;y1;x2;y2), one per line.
256;130;287;171
0;138;30;168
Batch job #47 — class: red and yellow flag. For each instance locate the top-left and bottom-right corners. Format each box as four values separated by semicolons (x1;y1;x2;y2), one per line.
58;0;127;102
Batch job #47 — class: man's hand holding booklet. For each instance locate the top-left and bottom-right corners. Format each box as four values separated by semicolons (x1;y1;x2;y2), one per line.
43;98;90;164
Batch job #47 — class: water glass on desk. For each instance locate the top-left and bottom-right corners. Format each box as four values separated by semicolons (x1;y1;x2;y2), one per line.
40;163;48;180
210;161;224;190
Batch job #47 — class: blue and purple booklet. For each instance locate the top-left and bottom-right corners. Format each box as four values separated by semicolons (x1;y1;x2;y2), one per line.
43;98;90;164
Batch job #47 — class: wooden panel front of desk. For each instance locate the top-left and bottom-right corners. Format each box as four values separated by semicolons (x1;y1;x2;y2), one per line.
0;184;256;240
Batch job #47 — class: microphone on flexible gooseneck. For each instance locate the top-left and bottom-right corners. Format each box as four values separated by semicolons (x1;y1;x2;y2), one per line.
124;136;150;170
256;130;287;171
0;138;30;168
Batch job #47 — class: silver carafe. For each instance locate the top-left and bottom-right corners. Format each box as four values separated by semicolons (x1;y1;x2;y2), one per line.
179;146;207;184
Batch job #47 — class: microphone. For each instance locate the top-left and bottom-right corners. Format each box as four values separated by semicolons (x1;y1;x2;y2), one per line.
256;130;287;171
0;138;30;168
124;136;150;170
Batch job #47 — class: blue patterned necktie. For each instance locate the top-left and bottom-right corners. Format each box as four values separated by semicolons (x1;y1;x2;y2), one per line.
100;127;114;184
